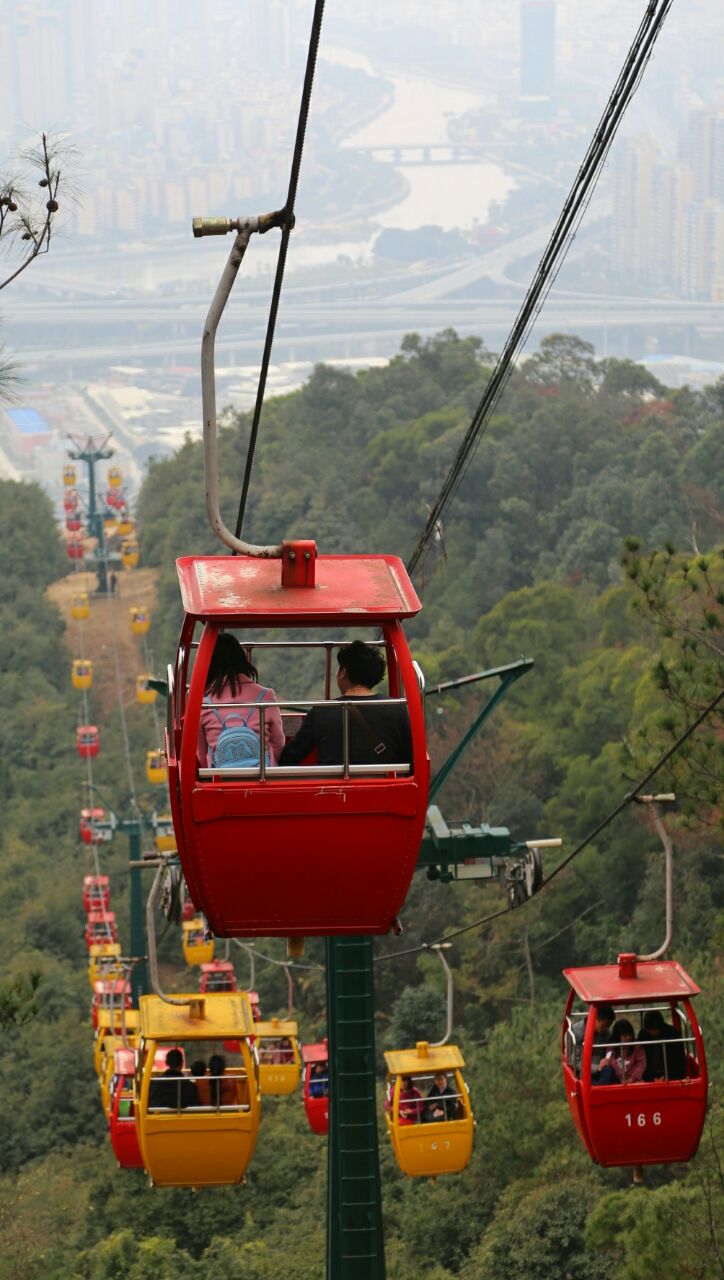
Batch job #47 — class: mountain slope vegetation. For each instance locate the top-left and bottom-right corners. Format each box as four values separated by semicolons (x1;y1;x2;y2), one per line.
1;334;722;1278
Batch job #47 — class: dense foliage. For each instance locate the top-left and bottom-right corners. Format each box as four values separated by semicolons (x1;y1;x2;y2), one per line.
1;333;723;1278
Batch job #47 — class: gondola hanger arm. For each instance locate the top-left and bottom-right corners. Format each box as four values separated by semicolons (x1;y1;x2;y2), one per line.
196;211;288;558
429;943;454;1048
632;794;676;962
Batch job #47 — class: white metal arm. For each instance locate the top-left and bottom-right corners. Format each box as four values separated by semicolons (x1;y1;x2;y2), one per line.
199;217;283;557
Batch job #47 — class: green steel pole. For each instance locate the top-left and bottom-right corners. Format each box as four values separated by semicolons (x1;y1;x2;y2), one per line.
326;936;386;1280
128;822;148;1004
85;450;108;595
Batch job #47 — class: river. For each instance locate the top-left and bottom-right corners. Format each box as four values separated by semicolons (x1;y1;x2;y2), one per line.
36;45;515;293
323;44;515;234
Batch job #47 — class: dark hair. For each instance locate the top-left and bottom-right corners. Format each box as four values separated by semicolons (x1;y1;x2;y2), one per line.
190;1059;207;1078
208;1053;226;1076
205;632;259;698
643;1009;666;1033
165;1048;183;1071
337;640;386;690
597;1004;616;1025
612;1018;635;1041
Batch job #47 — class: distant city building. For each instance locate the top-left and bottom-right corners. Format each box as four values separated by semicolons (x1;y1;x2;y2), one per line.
612;110;724;301
613;137;659;280
520;0;556;120
685;107;724;204
2;407;53;458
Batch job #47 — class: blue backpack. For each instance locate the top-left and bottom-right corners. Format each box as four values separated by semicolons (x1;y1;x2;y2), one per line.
209;691;270;769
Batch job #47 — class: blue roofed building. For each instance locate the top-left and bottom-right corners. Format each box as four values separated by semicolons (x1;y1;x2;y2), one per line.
2;406;53;457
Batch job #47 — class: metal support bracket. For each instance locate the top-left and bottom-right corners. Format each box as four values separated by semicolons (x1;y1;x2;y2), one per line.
418;806;557;906
427;657;533;802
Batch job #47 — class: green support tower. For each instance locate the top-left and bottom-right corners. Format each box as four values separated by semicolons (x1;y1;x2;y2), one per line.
67;432;114;595
326;936;386;1280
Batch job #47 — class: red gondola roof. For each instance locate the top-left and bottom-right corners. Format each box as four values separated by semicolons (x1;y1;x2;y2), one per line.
176;555;421;624
94;978;130;995
563;960;701;1003
302;1041;329;1064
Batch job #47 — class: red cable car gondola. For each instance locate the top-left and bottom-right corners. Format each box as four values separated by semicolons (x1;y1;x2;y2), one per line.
66;514;82;533
302;1040;329;1135
64;490;79;513
85;911;118;949
91;978;131;1032
108;1046;145;1169
166;546;429;938
80;808;113;846
77;725;100;759
80;809;105;845
67;539;85;561
83;873;110;912
562;954;707;1169
200;961;237;993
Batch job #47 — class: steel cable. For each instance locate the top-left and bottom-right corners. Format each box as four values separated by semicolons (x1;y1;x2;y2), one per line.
233;0;326;542
407;0;673;579
376;684;723;962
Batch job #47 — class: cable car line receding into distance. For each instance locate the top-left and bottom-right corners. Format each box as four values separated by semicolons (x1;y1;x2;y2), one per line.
57;0;716;1256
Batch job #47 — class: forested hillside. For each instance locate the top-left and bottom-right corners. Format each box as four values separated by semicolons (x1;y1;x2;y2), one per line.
1;333;722;1279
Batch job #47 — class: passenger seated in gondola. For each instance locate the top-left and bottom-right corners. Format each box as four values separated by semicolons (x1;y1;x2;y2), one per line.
572;1003;615;1079
198;633;284;768
149;1048;198;1109
279;641;413;768
596;1019;647;1085
309;1062;329;1098
424;1072;460;1122
397;1076;423;1125
639;1009;686;1081
278;1037;295;1063
190;1059;208;1105
208;1053;239;1107
259;1039;281;1064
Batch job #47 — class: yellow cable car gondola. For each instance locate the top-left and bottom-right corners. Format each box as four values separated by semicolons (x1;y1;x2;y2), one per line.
383;1041;475;1178
71;592;90;621
154;814;176;853
108;466;123;488
182;918;215;966
63;464;76;486
94;1007;141;1079
117;516;134;537
99;1035;122;1116
146;749;167;785
71;658;93;690
135;992;260;1187
136;675;158;705
130;606;150;635
121;539;139;570
88;942;123;990
254;1018;301;1096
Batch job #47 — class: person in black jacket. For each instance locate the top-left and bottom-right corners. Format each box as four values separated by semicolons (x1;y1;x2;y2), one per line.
148;1048;198;1110
279;640;413;769
424;1073;461;1123
639;1009;686;1081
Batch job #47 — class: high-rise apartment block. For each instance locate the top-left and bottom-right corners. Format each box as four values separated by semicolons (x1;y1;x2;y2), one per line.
520;0;556;119
612;110;724;301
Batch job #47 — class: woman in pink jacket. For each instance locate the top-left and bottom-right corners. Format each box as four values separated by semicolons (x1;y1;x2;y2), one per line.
198;632;285;768
600;1018;647;1084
